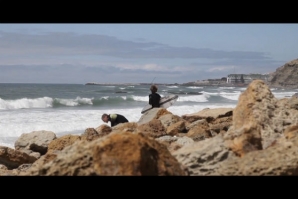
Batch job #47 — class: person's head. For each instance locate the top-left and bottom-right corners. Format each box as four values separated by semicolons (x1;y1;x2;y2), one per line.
150;84;158;93
101;113;109;123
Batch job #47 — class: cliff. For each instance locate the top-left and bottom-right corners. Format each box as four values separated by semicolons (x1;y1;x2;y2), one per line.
268;58;298;88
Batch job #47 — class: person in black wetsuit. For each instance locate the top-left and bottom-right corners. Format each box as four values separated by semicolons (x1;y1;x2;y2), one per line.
149;84;161;108
101;113;129;127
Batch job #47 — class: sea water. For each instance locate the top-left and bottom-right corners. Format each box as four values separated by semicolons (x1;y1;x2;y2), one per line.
0;83;296;149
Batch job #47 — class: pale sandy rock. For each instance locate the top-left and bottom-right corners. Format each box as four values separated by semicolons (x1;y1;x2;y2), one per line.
48;134;81;152
23;132;188;176
156;135;194;153
136;119;167;138
173;134;237;176
14;130;57;155
215;138;298;175
0;164;7;170
166;121;186;136
185;119;208;130
0;146;37;169
95;124;112;134
81;128;101;141
223;80;298;156
111;122;138;134
137;108;172;125
186;125;211;141
182;108;233;123
268;58;298;89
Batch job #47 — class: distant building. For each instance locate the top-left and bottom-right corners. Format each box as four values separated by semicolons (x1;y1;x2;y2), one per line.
226;73;269;84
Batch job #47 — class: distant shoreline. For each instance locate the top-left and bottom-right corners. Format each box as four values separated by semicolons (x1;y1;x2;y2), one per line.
84;82;250;87
85;81;298;89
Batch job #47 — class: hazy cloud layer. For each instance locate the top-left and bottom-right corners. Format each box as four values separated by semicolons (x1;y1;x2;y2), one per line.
0;31;286;84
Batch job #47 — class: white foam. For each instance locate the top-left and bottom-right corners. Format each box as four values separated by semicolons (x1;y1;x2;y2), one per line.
218;87;235;89
186;86;204;89
0;104;238;148
132;96;149;102
219;91;241;101
57;97;93;106
272;91;297;99
0;97;53;110
177;94;209;102
166;86;179;88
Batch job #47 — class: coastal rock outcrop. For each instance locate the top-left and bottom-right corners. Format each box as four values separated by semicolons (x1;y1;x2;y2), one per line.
268;58;298;88
22;132;188;176
14;130;57;158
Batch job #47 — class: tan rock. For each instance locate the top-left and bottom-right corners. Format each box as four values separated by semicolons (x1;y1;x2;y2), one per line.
215;135;298;175
23;132;188;176
173;134;237;176
111;122;138;134
0;146;37;169
95;124;112;135
182;108;233;123
92;132;188;176
186;125;211;141
166;121;186;136
137;108;172;125
48;134;81;152
81;128;101;141
14;130;57;155
136;119;167;138
224;80;278;155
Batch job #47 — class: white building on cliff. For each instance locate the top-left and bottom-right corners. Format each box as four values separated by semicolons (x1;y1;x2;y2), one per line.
226;73;269;84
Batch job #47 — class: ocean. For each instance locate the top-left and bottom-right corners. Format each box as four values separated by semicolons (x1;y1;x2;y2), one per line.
0;83;297;149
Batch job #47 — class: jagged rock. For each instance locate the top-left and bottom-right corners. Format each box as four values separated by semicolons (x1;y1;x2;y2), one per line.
48;134;81;152
22;132;188;176
173;134;237;176
0;164;7;170
224;79;298;156
155;135;194;153
81;128;101;141
268;58;298;89
137;108;172;125
111;122;138;134
136;119;167;138
0;146;37;169
14;130;57;155
95;124;112;135
181;108;233;123
214;126;298;175
186;124;211;141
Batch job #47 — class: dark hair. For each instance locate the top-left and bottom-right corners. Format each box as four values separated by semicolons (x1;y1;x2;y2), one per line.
150;84;158;93
101;113;108;119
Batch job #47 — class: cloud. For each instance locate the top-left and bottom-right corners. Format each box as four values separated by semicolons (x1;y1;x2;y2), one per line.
0;31;273;61
0;30;286;84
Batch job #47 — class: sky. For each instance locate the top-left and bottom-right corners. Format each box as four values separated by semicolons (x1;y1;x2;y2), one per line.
0;23;297;84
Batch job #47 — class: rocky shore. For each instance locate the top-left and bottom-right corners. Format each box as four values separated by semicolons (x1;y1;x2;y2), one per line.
1;79;298;176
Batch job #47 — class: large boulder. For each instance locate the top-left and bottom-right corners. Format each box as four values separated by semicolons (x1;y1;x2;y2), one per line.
137;108;172;125
224;79;298;156
22;132;188;176
48;135;81;152
14;130;57;155
182;108;233;123
214;125;298;175
0;146;37;170
172;134;237;175
136;119;167;138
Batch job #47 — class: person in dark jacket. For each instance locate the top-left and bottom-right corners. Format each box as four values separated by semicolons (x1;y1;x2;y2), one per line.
101;113;129;127
149;84;161;108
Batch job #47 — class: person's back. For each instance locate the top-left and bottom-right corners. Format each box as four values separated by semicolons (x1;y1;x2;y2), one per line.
149;84;161;108
102;113;129;127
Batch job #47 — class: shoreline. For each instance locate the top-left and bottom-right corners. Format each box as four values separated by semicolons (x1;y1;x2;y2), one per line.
85;82;298;89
